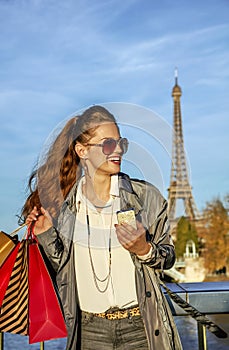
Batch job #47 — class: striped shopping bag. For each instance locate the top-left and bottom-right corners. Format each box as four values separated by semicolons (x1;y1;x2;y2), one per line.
0;240;29;335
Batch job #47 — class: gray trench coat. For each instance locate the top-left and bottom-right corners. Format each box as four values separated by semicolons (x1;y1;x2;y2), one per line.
37;173;183;349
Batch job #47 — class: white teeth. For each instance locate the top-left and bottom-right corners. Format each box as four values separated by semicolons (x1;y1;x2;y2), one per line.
109;157;120;161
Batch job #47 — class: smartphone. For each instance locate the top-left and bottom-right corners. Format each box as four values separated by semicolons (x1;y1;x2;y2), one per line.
116;208;137;229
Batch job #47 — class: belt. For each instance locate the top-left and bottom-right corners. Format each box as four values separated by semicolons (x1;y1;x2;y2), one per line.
83;305;141;320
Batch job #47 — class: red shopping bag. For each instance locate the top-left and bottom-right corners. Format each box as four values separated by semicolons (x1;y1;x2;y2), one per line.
0;240;29;335
28;225;67;343
0;243;20;307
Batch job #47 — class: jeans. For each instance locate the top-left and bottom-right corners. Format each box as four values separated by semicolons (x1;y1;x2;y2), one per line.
81;312;149;350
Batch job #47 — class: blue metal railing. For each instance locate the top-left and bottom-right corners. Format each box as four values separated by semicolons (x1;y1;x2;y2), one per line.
0;281;228;350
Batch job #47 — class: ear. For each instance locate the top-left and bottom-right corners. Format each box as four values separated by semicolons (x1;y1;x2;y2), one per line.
75;142;88;159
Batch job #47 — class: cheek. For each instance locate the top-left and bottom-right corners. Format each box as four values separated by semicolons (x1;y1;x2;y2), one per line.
89;150;107;168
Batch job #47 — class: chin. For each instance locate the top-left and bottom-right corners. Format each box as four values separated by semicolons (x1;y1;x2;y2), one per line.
98;162;121;175
106;166;120;176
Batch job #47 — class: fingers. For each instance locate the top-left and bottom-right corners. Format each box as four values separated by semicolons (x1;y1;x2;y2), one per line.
40;207;47;215
115;220;144;236
115;220;150;255
25;206;52;225
25;206;39;224
40;207;53;225
25;206;53;235
115;220;145;245
114;224;129;246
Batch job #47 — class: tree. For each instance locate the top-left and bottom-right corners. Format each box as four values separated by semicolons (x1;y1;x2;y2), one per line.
175;216;198;259
201;197;229;274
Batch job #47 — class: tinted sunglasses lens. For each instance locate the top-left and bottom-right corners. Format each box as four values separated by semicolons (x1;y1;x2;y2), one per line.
120;138;128;154
102;138;129;155
103;139;117;155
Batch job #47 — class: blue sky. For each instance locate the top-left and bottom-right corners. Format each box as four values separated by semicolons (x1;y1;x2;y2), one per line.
0;0;228;232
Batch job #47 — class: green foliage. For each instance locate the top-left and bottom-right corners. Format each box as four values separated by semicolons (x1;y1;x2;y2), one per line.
201;197;229;272
175;216;198;258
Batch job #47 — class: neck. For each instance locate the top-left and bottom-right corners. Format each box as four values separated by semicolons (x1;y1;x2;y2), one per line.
83;173;111;206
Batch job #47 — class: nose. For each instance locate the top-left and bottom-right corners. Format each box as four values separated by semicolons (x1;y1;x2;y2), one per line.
114;139;123;154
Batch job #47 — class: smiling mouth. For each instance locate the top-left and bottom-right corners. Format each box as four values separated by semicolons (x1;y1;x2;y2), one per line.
108;156;121;164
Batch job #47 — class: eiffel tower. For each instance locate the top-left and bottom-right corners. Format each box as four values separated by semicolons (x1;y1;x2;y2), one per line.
168;69;199;221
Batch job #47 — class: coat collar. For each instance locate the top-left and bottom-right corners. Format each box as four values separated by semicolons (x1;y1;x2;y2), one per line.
118;173;145;215
63;172;144;214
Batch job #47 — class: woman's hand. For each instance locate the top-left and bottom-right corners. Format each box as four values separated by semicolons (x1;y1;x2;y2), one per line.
26;206;53;235
115;220;151;256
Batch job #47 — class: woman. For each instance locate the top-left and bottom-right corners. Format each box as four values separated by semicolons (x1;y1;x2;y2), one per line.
23;105;182;349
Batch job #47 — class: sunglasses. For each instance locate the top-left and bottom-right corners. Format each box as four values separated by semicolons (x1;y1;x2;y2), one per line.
87;137;129;155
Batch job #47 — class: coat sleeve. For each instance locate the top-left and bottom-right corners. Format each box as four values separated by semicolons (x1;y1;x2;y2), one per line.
37;226;64;272
138;187;176;270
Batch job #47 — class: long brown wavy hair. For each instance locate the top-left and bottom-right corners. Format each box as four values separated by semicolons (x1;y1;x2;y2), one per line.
20;105;118;223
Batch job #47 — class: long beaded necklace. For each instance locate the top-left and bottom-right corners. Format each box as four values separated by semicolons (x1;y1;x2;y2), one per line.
86;196;115;293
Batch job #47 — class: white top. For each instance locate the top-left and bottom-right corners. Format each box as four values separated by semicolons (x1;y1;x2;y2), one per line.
73;175;138;313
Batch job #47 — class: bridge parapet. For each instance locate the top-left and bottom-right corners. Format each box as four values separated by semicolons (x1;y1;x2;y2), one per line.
163;281;229;350
164;281;229;315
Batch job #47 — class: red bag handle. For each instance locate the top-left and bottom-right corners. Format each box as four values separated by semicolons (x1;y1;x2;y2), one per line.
26;222;38;242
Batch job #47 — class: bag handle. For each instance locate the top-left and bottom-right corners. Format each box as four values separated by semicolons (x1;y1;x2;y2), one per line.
9;223;27;236
26;222;38;242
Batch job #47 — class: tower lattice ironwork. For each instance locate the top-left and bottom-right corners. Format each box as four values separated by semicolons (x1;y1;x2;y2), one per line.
168;70;199;220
